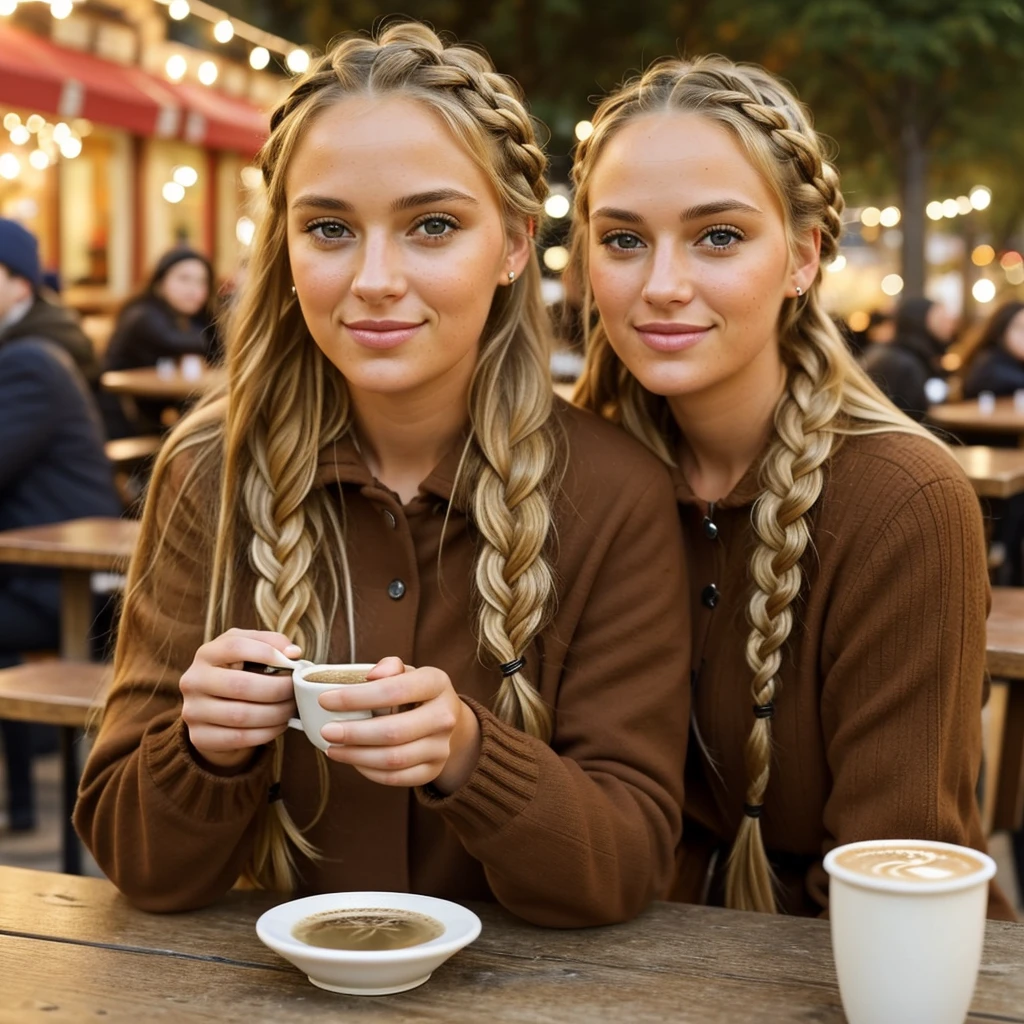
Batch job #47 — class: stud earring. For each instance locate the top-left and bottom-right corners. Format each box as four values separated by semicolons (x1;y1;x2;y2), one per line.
290;285;296;296
795;285;803;297
508;271;516;283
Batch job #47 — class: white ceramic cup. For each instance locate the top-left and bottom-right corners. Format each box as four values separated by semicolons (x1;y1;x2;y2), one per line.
286;661;378;751
823;838;996;1024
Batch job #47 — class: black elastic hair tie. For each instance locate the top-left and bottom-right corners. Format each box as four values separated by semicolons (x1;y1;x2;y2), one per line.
268;782;282;805
499;657;526;677
743;802;764;819
753;701;775;720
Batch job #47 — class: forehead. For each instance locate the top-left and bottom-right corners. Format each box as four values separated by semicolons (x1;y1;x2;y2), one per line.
588;111;778;214
165;259;207;279
286;93;496;205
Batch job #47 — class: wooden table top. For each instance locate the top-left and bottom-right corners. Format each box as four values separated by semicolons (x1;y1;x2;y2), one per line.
950;446;1024;499
100;365;226;403
0;517;138;571
929;397;1024;437
989;587;1024;680
0;661;109;727
2;867;1022;1022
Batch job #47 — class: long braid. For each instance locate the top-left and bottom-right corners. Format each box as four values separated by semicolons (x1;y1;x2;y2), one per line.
572;55;942;912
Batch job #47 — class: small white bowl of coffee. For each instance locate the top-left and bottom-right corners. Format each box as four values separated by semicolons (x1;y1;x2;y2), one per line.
256;891;482;996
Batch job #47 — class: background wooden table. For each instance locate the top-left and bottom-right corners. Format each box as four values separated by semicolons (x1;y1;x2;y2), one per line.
1;867;1021;1023
950;446;1024;499
929;398;1024;445
100;365;226;403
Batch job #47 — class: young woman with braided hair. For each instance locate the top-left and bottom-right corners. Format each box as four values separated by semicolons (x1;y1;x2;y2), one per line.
572;55;1015;919
74;23;690;924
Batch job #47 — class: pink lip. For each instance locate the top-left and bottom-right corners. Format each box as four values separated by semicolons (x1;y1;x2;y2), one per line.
634;322;711;353
344;319;425;350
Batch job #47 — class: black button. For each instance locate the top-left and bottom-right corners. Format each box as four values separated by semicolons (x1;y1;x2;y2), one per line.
382;509;397;529
702;517;718;540
701;584;719;609
387;579;406;600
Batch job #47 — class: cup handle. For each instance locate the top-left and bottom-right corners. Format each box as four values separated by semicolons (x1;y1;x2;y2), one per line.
287;718;303;731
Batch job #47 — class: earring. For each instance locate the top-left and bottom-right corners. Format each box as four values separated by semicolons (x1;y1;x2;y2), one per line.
291;285;297;296
508;271;516;283
795;285;803;297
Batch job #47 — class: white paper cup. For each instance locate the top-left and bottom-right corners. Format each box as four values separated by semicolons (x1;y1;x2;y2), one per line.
287;662;378;751
824;839;995;1024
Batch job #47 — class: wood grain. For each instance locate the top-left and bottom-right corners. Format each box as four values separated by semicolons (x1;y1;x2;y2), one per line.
929;398;1024;440
100;366;225;403
0;662;109;727
0;517;138;571
1;868;1021;1023
949;446;1024;498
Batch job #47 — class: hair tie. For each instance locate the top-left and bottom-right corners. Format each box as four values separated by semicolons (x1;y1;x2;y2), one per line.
743;802;763;819
499;657;525;677
753;701;775;720
268;782;282;804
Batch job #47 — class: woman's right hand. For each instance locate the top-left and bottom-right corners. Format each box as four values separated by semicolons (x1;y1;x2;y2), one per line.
179;628;302;770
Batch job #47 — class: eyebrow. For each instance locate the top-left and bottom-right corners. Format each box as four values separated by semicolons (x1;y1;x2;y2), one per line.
591;199;763;224
290;188;479;214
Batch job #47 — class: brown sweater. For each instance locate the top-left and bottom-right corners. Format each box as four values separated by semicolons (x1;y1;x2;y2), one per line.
668;430;1016;920
74;401;691;926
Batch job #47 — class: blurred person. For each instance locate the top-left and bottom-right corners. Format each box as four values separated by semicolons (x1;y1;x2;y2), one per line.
861;296;956;420
962;300;1024;398
571;55;1013;919
100;248;218;438
0;219;98;384
847;309;894;359
74;22;690;925
0;220;121;832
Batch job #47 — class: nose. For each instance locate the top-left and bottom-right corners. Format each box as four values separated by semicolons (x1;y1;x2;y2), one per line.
641;242;695;307
350;230;406;304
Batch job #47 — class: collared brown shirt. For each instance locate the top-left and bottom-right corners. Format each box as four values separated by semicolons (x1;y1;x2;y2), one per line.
75;400;692;926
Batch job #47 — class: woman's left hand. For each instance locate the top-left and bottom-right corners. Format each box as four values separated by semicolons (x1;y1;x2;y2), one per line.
318;656;482;793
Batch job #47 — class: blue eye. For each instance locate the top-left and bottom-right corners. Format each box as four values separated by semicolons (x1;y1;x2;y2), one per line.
414;214;459;238
601;232;645;251
699;226;743;249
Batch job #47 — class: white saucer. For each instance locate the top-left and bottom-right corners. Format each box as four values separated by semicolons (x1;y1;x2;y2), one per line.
256;891;482;996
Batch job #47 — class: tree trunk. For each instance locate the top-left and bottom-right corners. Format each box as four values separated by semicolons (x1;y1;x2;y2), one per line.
899;85;928;300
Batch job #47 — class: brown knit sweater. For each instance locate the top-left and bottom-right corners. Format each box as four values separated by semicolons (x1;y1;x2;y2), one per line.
668;430;1016;920
74;401;691;926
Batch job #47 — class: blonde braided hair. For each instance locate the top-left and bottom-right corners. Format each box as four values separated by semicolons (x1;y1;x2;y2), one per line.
115;22;561;891
571;56;940;913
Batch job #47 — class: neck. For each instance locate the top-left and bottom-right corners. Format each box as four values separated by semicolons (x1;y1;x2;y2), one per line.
668;343;787;503
0;294;33;335
349;371;472;504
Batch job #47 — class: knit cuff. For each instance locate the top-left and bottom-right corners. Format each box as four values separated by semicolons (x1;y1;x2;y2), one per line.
144;717;272;825
416;697;539;834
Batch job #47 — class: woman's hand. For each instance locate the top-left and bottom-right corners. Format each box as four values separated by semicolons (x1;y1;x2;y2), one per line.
318;657;482;793
179;628;302;771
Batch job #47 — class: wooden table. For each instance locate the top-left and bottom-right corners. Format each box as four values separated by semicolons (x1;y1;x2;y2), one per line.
100;365;225;404
951;446;1024;499
0;518;138;662
2;867;1022;1022
989;588;1024;837
929;398;1024;446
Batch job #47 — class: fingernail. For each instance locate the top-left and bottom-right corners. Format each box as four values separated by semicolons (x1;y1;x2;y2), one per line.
285;644;302;656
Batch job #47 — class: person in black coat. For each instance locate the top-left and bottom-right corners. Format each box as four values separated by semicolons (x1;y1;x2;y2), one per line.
100;247;217;438
962;301;1024;398
0;219;122;831
860;296;957;420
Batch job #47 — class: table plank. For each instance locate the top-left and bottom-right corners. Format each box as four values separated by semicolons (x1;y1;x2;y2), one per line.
989;587;1024;679
929;398;1024;440
1;868;1021;1023
100;366;225;403
949;446;1024;499
0;662;109;727
0;517;138;571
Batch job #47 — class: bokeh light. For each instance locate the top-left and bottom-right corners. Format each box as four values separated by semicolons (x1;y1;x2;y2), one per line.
972;245;995;267
881;274;904;296
972;279;996;303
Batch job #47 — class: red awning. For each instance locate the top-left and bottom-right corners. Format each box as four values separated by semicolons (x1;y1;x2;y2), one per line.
0;23;181;138
170;81;269;157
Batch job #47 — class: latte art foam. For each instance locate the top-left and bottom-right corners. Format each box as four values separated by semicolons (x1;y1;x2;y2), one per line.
833;845;984;883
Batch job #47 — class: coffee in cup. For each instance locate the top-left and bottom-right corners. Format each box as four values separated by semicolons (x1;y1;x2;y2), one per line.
823;838;996;1024
287;661;380;751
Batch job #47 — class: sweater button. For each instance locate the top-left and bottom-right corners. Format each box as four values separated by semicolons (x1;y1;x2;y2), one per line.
701;584;719;609
387;579;406;600
702;517;718;540
382;509;397;529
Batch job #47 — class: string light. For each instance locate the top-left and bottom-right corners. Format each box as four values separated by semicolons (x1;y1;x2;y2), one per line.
168;0;190;19
0;0;18;14
286;48;310;73
249;46;270;70
50;0;73;19
198;59;218;85
213;18;233;43
165;54;188;80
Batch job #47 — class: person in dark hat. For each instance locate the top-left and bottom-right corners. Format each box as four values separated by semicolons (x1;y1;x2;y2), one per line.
0;218;98;383
100;247;218;438
860;297;957;421
0;219;121;833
